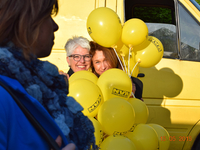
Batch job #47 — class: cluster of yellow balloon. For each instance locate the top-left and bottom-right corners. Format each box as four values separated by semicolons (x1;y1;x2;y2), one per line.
68;69;170;150
87;7;164;79
118;18;164;76
75;7;166;148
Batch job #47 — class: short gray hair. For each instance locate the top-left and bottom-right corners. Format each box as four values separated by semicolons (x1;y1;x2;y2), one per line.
65;36;90;56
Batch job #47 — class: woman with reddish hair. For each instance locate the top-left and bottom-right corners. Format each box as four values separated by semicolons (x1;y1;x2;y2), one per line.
90;41;143;100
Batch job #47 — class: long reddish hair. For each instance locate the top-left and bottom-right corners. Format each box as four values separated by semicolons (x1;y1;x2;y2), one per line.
89;41;121;76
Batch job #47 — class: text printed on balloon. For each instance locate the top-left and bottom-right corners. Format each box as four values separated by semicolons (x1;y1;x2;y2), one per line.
88;95;102;113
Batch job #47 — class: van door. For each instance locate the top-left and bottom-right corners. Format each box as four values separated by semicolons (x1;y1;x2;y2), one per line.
125;0;200;149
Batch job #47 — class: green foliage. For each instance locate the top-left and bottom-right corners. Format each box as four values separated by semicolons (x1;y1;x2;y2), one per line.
196;0;200;5
133;6;173;24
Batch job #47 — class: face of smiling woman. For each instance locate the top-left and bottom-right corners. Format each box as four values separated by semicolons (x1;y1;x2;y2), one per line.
92;50;112;76
67;46;91;72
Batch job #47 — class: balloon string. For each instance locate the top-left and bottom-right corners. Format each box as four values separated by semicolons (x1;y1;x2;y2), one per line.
131;92;136;98
128;47;131;75
131;61;139;76
121;56;127;74
113;48;125;72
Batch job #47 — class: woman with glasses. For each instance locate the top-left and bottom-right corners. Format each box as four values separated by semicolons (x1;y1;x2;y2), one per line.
63;36;92;78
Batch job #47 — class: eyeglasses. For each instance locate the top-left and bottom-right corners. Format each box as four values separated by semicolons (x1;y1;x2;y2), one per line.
69;54;92;62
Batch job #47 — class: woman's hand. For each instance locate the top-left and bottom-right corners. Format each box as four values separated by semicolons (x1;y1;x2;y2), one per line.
55;136;76;150
62;143;76;150
59;70;70;79
132;83;136;94
130;82;143;101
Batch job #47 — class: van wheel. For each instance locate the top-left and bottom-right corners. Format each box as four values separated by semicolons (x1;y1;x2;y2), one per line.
192;134;200;150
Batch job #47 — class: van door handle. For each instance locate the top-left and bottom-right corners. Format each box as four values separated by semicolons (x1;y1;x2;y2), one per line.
137;73;145;77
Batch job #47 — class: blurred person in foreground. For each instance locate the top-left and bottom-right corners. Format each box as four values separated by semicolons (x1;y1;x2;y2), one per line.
0;0;96;150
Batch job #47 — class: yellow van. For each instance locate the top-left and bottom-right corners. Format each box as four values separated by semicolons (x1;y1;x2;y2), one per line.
42;0;200;149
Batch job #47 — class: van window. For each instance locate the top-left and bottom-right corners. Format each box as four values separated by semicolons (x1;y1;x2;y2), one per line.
125;0;178;59
178;2;200;61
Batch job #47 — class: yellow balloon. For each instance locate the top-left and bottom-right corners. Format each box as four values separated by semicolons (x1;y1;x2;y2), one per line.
88;116;104;147
69;70;98;84
87;7;122;47
128;98;149;124
97;68;132;101
100;135;137;150
68;79;104;117
97;97;135;135
121;18;148;47
126;124;159;150
134;36;164;68
148;124;170;150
